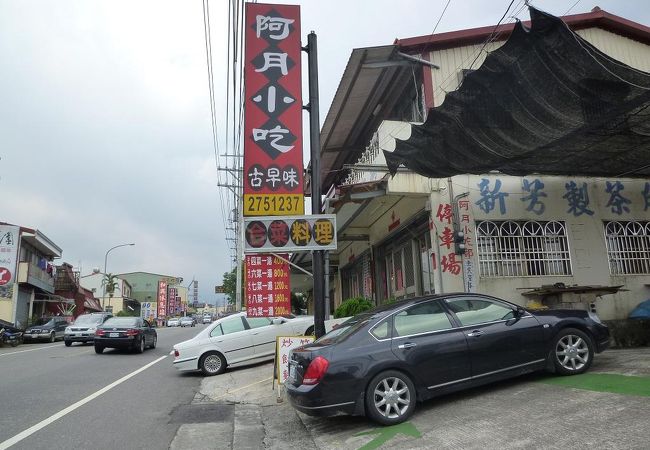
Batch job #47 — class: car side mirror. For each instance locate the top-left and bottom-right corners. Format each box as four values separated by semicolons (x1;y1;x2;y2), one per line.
272;318;283;325
515;307;526;317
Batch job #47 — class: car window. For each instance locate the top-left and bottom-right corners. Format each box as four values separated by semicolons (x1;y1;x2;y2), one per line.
209;324;223;337
220;317;246;335
446;298;515;326
246;317;271;329
394;301;452;336
370;318;391;340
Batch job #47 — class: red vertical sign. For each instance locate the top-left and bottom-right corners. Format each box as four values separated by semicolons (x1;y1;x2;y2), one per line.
245;254;290;317
243;3;304;216
157;281;167;317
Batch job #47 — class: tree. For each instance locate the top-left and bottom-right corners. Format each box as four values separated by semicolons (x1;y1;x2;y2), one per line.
102;273;119;299
222;268;237;306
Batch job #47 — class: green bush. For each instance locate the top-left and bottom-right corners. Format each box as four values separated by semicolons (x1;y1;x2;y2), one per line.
334;297;374;319
116;310;138;317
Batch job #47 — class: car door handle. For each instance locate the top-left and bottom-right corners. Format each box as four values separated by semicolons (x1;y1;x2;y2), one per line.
398;342;417;349
467;330;484;337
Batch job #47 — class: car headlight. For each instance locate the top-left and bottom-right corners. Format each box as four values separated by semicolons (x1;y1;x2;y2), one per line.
588;311;602;324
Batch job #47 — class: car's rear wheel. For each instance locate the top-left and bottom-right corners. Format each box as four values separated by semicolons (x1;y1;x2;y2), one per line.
365;370;416;425
136;337;145;353
200;352;226;376
552;328;594;375
64;340;72;347
94;345;104;354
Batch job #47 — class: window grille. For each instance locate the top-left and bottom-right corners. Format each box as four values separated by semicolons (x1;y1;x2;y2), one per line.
604;221;650;275
476;220;572;278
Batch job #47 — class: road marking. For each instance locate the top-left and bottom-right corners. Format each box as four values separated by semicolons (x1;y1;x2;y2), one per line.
0;354;168;450
0;344;63;357
212;377;273;400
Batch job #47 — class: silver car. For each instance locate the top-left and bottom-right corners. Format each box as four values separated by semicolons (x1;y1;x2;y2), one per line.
167;317;181;327
64;313;112;346
180;317;195;327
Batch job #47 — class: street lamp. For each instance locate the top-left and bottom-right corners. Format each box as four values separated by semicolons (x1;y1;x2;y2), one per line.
102;243;135;310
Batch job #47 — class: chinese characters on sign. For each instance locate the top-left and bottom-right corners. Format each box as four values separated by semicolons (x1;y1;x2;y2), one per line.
168;287;177;316
244;4;304;216
276;335;315;384
157;280;167;318
246;254;291;317
244;215;337;253
473;178;648;217
0;225;19;302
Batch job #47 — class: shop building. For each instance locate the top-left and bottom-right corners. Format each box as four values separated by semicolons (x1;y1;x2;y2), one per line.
317;8;650;320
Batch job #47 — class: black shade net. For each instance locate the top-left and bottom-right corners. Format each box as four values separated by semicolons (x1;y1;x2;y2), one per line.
384;7;650;178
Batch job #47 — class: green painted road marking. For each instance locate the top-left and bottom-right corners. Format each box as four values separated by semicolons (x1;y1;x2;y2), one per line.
355;422;421;450
539;373;650;397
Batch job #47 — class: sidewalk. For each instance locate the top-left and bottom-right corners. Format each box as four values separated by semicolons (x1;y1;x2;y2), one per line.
169;348;650;450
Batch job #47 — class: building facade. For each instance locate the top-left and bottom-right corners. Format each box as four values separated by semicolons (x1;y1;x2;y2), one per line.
319;8;650;321
0;222;62;327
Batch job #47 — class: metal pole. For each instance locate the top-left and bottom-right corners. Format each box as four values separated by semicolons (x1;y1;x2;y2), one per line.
305;32;326;338
103;243;135;310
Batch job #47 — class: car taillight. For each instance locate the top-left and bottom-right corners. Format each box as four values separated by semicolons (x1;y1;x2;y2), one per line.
95;329;105;336
174;349;179;358
126;329;139;336
302;356;329;385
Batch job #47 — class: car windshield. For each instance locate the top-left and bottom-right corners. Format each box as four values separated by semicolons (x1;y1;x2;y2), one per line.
33;318;55;326
74;315;103;325
103;317;138;327
314;313;375;345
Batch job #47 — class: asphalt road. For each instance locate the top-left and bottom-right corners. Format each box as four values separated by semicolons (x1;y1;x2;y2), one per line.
0;324;206;450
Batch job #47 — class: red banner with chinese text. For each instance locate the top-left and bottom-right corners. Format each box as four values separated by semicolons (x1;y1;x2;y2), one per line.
157;281;167;318
243;3;304;216
245;254;291;317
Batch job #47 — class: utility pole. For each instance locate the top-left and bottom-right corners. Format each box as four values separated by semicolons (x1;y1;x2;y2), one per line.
304;32;326;338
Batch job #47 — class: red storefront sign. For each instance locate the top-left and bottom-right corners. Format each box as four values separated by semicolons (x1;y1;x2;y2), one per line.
168;287;177;315
245;254;290;317
243;3;304;216
157;281;167;317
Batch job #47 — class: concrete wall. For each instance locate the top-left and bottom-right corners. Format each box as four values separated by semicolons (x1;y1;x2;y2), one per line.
426;175;650;320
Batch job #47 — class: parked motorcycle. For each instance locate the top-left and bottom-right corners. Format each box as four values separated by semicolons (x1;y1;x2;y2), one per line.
0;321;24;347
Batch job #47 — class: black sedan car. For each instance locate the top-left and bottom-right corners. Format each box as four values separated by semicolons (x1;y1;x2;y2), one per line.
94;317;157;354
286;293;609;425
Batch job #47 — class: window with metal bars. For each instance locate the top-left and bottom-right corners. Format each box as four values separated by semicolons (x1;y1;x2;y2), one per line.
476;220;572;278
604;221;650;275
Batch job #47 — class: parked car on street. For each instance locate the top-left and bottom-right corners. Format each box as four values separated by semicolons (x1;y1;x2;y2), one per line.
24;317;69;343
94;317;157;354
172;312;346;376
202;315;212;324
286;293;610;425
64;312;113;346
180;316;195;327
167;317;181;327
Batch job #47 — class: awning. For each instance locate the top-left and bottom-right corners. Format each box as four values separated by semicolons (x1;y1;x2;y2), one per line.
385;7;650;179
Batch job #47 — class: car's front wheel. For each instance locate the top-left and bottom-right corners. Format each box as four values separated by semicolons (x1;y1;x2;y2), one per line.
64;340;72;347
365;370;416;425
200;352;226;376
150;335;157;349
552;328;594;375
49;332;56;343
94;345;104;354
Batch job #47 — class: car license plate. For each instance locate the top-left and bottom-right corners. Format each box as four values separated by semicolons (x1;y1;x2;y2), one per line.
109;333;119;337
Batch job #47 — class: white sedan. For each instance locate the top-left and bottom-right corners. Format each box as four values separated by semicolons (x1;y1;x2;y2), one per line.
172;312;345;376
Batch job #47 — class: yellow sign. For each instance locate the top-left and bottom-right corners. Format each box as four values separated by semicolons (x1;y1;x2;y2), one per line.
244;194;304;216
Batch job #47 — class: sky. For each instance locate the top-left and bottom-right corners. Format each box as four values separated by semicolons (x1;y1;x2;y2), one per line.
1;0;649;305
